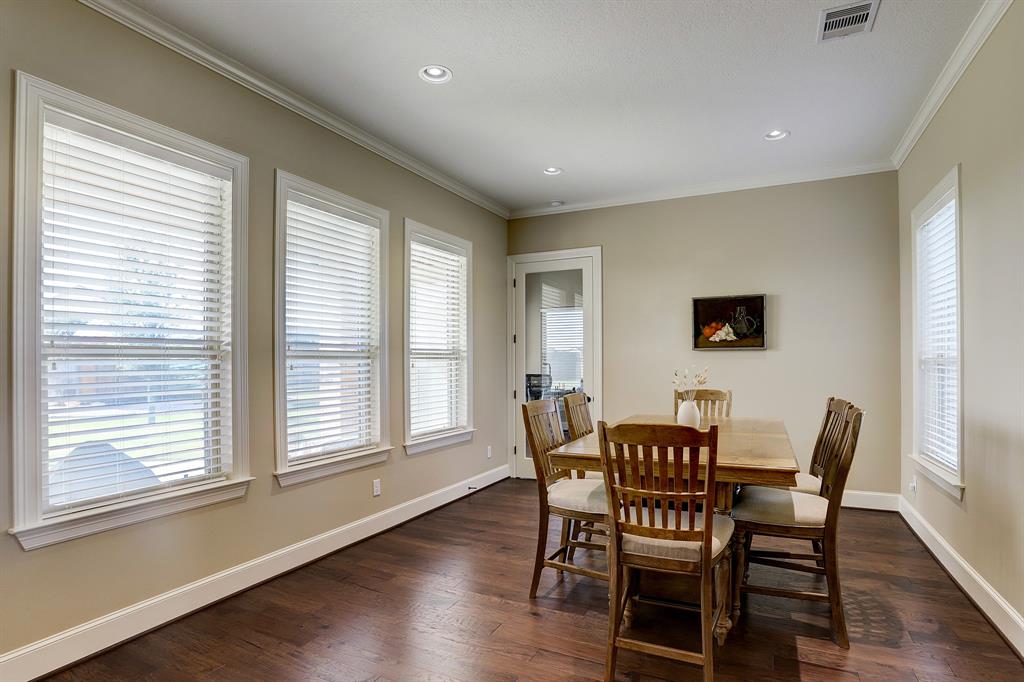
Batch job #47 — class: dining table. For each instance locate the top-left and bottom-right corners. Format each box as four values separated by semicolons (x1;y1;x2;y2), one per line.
547;413;802;640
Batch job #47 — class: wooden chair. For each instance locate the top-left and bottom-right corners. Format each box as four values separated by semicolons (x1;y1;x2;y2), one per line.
731;403;864;648
523;400;608;598
599;421;732;682
561;392;603;553
789;396;851;494
563;392;594;441
674;389;733;419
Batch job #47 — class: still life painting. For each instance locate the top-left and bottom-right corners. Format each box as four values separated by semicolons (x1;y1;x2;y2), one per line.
692;294;766;350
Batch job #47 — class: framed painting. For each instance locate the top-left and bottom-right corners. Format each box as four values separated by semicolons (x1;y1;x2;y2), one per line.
693;294;766;350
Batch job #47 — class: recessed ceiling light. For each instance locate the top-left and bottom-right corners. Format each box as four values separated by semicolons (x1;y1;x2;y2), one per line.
550;200;564;207
764;129;790;141
543;167;563;175
419;64;452;84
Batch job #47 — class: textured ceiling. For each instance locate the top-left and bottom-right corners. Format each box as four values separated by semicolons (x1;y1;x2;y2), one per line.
130;0;983;216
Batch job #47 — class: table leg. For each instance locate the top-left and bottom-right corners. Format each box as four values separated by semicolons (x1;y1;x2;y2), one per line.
714;482;735;514
715;546;733;644
713;482;737;637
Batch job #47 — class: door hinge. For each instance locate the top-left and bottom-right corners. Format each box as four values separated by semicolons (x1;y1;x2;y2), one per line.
513;389;517;399
513;277;516;287
513;445;517;455
512;333;517;344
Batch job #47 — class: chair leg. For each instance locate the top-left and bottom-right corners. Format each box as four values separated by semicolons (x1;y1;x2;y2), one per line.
529;508;550;598
567;518;582;561
605;560;623;681
742;530;753;583
732;528;747;621
824;535;849;648
812;539;825;569
558;517;571;574
701;565;714;682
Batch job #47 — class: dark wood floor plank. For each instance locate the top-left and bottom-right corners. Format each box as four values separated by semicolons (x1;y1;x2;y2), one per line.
45;480;1022;681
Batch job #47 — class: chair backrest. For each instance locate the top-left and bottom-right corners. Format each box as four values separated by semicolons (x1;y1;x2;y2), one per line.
821;404;864;526
522;399;569;485
809;396;851;480
673;389;732;418
598;421;720;566
563;392;593;441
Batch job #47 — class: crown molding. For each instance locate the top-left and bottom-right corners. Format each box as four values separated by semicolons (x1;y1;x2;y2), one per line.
890;0;1012;168
509;161;895;219
77;0;510;219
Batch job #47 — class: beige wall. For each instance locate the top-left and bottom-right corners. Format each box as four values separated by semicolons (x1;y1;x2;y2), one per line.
509;172;901;495
0;0;507;651
897;2;1024;614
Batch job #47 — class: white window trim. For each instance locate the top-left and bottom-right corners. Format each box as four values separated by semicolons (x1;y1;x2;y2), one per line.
404;219;474;455
9;72;251;549
909;164;965;500
273;171;391;486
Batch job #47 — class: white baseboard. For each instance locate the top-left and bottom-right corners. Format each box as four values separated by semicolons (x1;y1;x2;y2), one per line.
841;489;901;511
0;465;510;682
899;496;1024;658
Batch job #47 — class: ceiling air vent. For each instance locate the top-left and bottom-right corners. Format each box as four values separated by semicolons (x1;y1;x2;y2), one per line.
817;0;879;42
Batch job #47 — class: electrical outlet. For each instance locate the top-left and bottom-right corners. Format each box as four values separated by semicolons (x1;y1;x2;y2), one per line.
487;445;492;459
372;479;381;497
909;474;917;494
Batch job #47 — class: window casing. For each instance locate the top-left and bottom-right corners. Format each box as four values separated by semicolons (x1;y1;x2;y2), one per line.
405;220;473;454
273;172;390;486
12;73;250;549
911;165;964;496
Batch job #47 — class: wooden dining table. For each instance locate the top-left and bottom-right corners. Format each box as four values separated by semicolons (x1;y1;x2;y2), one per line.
548;414;801;512
547;414;801;640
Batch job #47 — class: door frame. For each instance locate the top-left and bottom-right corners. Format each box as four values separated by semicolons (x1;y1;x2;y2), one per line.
506;247;603;478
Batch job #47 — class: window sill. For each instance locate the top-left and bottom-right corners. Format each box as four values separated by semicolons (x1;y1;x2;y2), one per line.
908;453;965;501
405;428;476;456
8;477;253;551
275;447;391;487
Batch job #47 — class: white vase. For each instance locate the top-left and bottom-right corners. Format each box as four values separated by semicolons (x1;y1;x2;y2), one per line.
676;400;701;427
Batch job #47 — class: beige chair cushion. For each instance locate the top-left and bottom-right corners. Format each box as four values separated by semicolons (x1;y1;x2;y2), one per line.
584;471;604;480
620;509;734;562
789;472;822;494
547;478;607;515
732;486;829;527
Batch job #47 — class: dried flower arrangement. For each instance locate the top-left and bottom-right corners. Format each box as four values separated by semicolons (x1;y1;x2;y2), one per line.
673;366;710;402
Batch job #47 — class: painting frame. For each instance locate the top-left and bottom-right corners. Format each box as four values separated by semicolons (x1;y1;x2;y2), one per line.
692;294;767;351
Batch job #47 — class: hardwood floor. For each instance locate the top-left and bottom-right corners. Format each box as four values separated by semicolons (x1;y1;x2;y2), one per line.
48;479;1022;681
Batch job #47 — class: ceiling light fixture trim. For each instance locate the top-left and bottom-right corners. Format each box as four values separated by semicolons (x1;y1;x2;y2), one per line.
419;64;453;84
764;129;790;141
543;167;563;175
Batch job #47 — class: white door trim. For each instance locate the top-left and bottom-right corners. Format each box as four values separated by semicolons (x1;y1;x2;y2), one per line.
507;247;603;478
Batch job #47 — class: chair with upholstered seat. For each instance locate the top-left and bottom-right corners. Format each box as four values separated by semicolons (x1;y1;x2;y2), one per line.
731;403;864;648
673;388;733;419
523;400;608;598
599;420;732;682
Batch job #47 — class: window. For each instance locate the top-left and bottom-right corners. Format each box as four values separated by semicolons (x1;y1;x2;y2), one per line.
405;220;473;454
12;73;249;549
912;165;963;496
542;307;584;391
274;172;390;485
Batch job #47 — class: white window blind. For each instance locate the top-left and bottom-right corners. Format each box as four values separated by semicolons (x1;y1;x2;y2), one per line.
408;234;469;440
542;307;584;391
915;195;960;472
40;113;234;515
283;194;381;462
